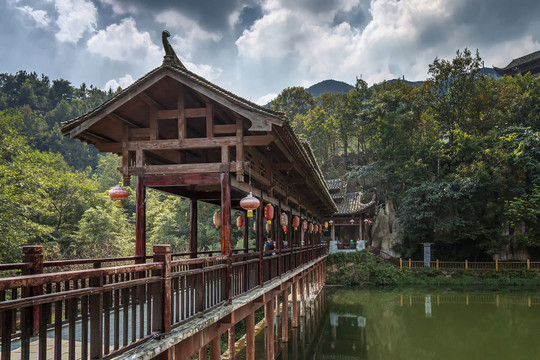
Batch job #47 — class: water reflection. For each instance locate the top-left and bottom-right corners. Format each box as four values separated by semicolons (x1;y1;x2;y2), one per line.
237;288;540;359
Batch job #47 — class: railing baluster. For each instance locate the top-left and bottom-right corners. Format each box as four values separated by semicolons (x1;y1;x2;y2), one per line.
54;299;62;360
1;309;12;360
81;295;89;360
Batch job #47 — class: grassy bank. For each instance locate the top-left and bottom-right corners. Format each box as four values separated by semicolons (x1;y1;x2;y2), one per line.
327;251;540;288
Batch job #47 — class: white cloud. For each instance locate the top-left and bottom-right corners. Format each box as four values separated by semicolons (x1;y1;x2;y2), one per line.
104;74;135;91
16;6;50;27
99;0;139;15
87;18;161;66
55;0;97;43
256;93;277;105
183;61;223;82
235;0;479;85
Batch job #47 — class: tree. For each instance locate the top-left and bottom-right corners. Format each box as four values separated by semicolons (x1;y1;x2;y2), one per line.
270;87;314;121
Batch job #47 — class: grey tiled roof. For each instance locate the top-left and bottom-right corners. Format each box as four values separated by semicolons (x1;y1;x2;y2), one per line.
499;50;540;70
335;192;375;215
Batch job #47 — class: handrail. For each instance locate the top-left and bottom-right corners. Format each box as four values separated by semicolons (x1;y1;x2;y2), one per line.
0;242;329;360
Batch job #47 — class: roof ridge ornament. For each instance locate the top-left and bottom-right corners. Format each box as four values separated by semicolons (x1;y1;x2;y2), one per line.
161;30;186;69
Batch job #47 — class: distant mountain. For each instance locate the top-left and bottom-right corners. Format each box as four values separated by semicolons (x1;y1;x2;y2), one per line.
300;67;500;99
307;80;354;97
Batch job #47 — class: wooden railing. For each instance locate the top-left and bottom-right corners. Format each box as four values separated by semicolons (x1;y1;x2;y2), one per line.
368;247;539;272
399;258;539;271
0;243;328;359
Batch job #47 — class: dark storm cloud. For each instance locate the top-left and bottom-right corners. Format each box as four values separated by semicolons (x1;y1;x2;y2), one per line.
333;1;371;29
100;0;260;31
453;0;540;43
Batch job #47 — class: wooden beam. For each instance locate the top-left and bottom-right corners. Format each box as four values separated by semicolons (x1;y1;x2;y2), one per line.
139;91;166;110
272;162;294;171
95;142;122;153
125;135;273;151
80;131;114;143
143;173;221;186
185;107;206;118
156;109;177;120
129;128;151;140
213;124;236;134
127;162;235;175
108;113;138;128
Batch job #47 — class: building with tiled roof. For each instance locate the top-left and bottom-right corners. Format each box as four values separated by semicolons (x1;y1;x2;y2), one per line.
324;178;376;247
494;50;540;78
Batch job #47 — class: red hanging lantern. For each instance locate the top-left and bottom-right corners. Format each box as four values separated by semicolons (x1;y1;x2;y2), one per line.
324;221;328;229
308;223;313;233
213;212;221;228
237;216;244;230
302;220;308;232
264;203;274;224
108;185;129;207
293;216;300;230
318;224;322;233
240;192;260;218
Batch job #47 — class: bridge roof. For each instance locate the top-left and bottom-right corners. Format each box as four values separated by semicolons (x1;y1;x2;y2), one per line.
60;36;336;217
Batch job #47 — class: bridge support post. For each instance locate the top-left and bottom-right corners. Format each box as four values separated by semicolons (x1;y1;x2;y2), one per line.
299;275;305;316
292;280;298;327
266;298;275;359
210;336;221;360
281;288;288;342
228;327;236;360
246;312;255;360
198;345;206;360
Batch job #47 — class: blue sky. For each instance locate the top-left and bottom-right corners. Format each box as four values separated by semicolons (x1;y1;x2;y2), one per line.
2;0;539;104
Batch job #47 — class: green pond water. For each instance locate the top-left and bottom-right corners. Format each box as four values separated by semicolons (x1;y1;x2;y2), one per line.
238;287;540;359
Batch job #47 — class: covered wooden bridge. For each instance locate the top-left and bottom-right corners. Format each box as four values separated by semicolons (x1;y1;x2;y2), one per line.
0;32;336;360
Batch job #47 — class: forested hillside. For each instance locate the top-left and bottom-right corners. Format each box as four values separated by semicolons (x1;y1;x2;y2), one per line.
270;49;540;261
1;48;539;263
0;71;238;263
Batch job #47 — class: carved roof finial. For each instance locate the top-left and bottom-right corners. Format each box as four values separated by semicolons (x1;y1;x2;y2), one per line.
162;30;186;69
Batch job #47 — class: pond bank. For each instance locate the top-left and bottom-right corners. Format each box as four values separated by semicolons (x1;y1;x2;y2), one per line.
327;251;540;288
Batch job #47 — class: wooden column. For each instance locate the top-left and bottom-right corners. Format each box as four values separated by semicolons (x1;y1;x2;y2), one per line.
198;345;206;360
135;175;146;259
277;202;282;277
246;312;255;360
292;280;299;327
243;212;249;253
210;336;221;360
220;172;232;255
299;275;305;317
266;299;275;360
228;327;236;360
153;245;172;334
190;199;198;258
282;288;289;342
359;216;363;241
258;191;264;286
21;246;43;336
